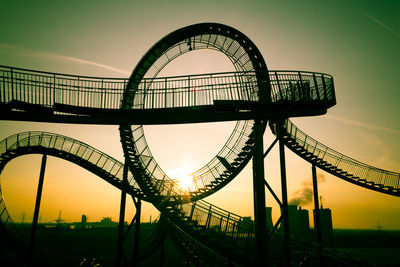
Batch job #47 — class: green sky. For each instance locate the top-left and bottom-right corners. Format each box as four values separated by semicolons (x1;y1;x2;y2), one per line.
0;0;399;229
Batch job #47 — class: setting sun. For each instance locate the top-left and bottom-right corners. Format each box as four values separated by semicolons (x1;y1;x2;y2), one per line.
166;165;196;192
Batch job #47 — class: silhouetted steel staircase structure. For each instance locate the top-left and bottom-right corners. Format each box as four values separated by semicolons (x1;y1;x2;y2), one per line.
0;131;144;200
1;22;398;266
0;131;375;266
0;65;398;265
0;132;165;265
0;132;143;244
279;119;400;197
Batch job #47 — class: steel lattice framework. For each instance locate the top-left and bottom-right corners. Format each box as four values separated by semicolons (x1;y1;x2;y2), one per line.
0;22;398;266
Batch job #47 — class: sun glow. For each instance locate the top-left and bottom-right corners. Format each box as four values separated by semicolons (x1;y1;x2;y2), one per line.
166;166;196;192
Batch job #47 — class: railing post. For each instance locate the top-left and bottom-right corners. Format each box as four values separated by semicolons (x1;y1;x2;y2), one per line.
321;75;328;100
289;82;295;101
152;84;155;109
206;206;212;229
218;216;224;233
172;78;175;108
28;154;47;264
0;69;4;103
100;79;104;109
189;202;196;220
187;76;190;106
53;74;56;107
234;73;241;100
275;72;283;100
397;174;400;191
313;73;320;100
224;213;231;235
165;78;168;108
10;68;14;101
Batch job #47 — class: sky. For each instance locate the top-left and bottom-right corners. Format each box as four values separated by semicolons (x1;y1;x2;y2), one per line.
0;0;399;230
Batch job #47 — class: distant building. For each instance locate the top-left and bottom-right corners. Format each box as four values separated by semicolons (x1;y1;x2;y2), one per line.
81;214;87;229
281;205;310;239
242;216;252;223
296;206;310;237
313;208;333;246
98;217;118;228
265;207;273;230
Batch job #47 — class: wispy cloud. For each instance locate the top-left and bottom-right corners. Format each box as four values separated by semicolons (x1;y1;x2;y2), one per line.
360;10;400;39
357;131;397;171
325;115;400;135
0;43;130;75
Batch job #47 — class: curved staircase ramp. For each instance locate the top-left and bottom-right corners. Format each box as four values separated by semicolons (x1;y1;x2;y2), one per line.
0;132;143;197
0;132;169;264
280;119;400;196
0;131;145;233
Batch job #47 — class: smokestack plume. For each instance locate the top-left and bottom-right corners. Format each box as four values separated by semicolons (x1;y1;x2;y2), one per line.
289;173;325;206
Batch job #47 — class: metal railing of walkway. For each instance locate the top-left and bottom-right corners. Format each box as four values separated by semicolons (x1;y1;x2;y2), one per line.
0;66;334;112
280;119;400;196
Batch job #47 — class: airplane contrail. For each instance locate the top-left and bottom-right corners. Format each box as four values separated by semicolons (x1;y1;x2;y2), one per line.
359;10;400;39
0;43;130;75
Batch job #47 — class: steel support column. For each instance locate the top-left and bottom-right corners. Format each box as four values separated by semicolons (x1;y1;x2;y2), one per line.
116;163;128;267
312;165;322;251
133;197;141;267
28;154;47;263
252;119;267;267
278;121;290;266
160;232;165;267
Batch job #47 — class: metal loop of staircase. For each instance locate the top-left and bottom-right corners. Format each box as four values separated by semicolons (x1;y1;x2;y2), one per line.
117;23;348;266
119;23;271;203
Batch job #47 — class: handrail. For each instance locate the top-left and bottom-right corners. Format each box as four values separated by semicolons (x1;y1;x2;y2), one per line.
0;65;333;84
0;131;140;191
0;65;129;80
0;65;334;111
283;119;400;193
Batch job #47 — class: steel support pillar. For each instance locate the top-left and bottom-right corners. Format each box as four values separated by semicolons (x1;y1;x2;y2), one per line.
312;165;322;251
116;163;128;267
252;119;267;267
28;154;47;263
133;198;141;267
278;121;290;266
160;233;165;267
